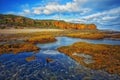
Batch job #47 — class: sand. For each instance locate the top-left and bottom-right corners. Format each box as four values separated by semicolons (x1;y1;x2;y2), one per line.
0;29;64;34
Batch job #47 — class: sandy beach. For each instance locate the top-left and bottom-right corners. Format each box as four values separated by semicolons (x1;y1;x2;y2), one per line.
0;29;64;34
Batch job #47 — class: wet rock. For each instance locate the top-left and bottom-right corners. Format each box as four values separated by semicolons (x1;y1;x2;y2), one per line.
25;56;36;62
46;58;53;63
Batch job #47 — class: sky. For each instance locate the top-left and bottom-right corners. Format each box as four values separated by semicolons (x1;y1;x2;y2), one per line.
0;0;120;31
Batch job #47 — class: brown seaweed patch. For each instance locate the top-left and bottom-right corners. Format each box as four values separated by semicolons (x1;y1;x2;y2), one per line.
26;35;57;44
66;33;106;40
0;43;40;54
57;42;120;75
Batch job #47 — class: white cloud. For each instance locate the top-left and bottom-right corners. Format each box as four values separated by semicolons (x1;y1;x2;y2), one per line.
23;9;30;14
102;16;117;21
83;7;120;20
69;7;120;24
32;0;90;15
33;8;42;14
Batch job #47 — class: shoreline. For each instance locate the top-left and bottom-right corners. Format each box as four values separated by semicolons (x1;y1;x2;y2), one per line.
0;29;64;34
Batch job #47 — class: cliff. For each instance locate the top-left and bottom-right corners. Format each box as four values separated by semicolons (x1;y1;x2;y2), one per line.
0;14;97;30
54;21;96;30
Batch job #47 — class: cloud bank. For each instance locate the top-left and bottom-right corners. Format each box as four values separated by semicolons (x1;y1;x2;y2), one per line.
32;0;89;15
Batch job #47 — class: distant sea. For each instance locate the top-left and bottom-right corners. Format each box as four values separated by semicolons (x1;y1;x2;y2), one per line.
98;26;120;32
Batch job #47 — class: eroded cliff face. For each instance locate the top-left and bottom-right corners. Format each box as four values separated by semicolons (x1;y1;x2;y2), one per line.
0;14;97;30
53;21;97;30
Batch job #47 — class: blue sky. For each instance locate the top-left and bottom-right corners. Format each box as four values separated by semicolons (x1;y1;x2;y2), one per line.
0;0;120;31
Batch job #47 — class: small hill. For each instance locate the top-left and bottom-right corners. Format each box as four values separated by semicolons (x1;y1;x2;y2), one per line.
0;14;97;30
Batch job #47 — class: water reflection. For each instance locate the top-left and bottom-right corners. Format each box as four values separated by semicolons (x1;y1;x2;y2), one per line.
37;37;120;50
